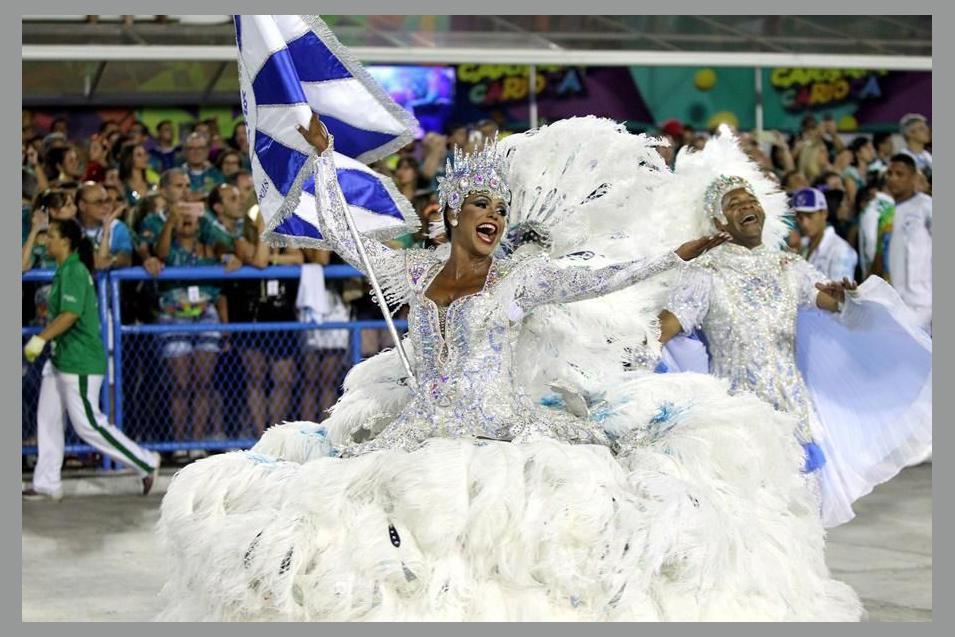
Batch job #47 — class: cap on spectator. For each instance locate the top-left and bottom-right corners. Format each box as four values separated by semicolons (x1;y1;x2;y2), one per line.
660;118;684;139
899;113;928;132
42;132;67;154
792;187;827;212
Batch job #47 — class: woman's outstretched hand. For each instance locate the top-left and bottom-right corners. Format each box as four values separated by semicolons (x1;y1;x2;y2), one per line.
675;233;730;261
296;113;331;153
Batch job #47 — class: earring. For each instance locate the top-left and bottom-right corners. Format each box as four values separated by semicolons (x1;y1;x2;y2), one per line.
449;212;459;227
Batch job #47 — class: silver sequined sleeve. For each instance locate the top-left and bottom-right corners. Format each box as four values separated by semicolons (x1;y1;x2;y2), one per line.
791;255;827;309
665;264;712;334
514;251;682;311
311;145;408;299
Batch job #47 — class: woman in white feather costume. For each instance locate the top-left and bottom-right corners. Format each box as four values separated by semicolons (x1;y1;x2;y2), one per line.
156;116;862;621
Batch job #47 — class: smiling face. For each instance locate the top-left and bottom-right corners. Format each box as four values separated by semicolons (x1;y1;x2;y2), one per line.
449;192;508;257
715;187;765;248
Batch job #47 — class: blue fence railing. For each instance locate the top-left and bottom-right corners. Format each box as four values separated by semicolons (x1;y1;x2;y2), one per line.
23;265;408;464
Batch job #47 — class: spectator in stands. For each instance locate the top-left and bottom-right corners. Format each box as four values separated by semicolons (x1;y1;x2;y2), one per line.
867;131;895;178
394;156;422;202
75;182;133;270
796;138;831;184
793;187;859;282
22;109;37;142
50;116;70;140
885;153;932;333
118;141;159;206
43;146;83;184
227;212;304;435
22;188;77;272
419;131;451;184
200;118;227;162
300;247;351;422
127;120;149;147
23;136;47;196
781;170;810;194
83;133;111;182
767;131;796;177
856;178;895;280
180;132;225;201
149;119;181;173
228;170;256;213
228;120;253;170
103;167;122;191
154;201;227;456
476;118;499;142
140;169;230;271
104;183;130;231
129;191;167;277
215;149;243;180
899;113;932;180
207;183;253;266
843;136;875;192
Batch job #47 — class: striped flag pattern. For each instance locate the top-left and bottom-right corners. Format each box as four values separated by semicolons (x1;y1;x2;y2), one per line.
234;15;420;247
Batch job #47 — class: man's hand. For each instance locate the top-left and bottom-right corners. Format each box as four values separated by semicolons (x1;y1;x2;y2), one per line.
223;254;243;273
675;233;730;262
143;256;164;277
815;277;858;304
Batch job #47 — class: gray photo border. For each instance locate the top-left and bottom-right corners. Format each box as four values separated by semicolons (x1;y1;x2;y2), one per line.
7;1;944;636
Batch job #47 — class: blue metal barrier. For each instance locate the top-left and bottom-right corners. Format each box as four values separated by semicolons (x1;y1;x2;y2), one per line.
107;265;407;455
23;265;409;461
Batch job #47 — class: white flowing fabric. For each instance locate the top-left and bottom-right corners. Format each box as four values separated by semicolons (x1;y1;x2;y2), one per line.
796;276;932;527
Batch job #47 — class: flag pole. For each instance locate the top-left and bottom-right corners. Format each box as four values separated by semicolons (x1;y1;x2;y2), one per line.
337;199;418;391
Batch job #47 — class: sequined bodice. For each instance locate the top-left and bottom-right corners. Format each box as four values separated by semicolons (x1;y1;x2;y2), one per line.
669;244;822;439
398;256;532;441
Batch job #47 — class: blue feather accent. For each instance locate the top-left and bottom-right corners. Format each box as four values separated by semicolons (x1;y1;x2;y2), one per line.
539;394;565;409
801;441;827;473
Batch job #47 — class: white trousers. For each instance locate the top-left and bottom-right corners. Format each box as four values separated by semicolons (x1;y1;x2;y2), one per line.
32;361;157;494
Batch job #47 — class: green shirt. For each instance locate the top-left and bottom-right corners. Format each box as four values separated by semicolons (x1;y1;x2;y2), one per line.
139;211;235;252
48;252;107;375
158;238;222;317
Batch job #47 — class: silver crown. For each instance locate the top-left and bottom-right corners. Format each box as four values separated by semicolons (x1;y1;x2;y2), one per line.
703;174;756;223
437;140;511;214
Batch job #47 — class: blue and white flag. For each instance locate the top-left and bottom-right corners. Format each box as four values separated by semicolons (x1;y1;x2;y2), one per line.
234;15;419;247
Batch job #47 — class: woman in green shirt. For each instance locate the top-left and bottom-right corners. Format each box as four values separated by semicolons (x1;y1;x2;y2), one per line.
23;218;160;501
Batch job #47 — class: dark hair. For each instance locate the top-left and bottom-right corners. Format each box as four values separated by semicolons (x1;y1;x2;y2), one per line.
42;146;73;180
442;206;454;241
215;149;242;172
131;191;166;233
31;188;70;214
889;153;917;173
226;169;253;186
396;156;420;172
50;218;95;274
117;141;145;182
207;183;236;213
872;132;892;149
129;119;150;136
813;171;842;189
228;121;248;150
